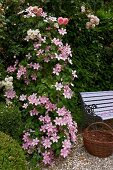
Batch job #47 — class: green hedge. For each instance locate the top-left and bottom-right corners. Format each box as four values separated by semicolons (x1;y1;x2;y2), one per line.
0;131;26;170
0;103;23;142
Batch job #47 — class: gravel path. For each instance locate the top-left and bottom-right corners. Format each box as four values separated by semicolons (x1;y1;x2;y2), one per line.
41;134;113;170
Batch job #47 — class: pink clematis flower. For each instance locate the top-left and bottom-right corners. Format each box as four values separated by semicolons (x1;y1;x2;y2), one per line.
5;89;16;99
42;138;52;149
60;148;70;158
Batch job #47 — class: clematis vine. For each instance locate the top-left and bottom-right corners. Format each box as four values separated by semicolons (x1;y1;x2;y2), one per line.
4;5;78;166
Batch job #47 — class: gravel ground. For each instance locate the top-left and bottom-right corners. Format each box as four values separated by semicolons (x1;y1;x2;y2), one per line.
41;134;113;170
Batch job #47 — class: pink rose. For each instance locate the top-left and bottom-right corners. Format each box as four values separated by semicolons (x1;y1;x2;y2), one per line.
86;22;92;29
36;8;43;16
31;6;38;14
63;18;69;25
58;17;64;25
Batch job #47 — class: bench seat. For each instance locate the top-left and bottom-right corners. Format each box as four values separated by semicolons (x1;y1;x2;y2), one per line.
80;91;113;120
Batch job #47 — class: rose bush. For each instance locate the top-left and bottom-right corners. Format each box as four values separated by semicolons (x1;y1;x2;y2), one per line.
3;6;78;166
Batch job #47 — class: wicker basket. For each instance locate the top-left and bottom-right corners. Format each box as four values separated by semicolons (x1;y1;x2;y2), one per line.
83;122;113;157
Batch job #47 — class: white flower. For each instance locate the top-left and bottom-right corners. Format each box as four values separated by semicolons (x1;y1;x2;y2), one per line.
54;23;59;28
72;70;78;78
68;58;73;64
33;29;40;35
6;98;12;105
81;6;85;13
5;76;13;82
19;94;27;101
55;82;63;91
48;16;57;22
5;81;13;90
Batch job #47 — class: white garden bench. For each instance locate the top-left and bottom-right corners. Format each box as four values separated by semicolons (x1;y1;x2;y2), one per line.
80;91;113;120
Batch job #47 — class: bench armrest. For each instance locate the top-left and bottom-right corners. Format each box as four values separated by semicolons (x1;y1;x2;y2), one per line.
84;104;97;116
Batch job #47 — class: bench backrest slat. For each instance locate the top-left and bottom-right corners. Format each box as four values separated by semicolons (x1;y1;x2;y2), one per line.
80;91;113;97
94;106;113;112
94;111;113;120
82;95;113;102
80;91;113;120
82;99;113;105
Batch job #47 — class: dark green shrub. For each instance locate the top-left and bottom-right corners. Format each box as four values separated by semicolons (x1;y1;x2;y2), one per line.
0;131;26;170
0;103;23;142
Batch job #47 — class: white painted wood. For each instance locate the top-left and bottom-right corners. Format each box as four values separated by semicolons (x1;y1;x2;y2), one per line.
82;95;113;102
95;111;113;120
95;103;113;108
80;91;113;97
94;106;113;112
83;99;113;105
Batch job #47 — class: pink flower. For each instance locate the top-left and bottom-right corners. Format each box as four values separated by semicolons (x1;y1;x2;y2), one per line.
31;74;37;81
36;8;43;16
45;101;57;112
42;151;51;164
54;117;66;126
56;107;67;116
29;108;39;116
30;6;43;16
58;17;64;25
23;132;30;142
70;132;77;143
51;38;63;47
50;133;60;143
36;49;44;56
63;85;73;99
22;103;28;109
46;123;55;133
40;125;47;133
7;65;16;73
34;43;41;50
60;148;70;158
58;28;67;35
53;64;62;75
39;115;45;122
22;143;29;150
5;89;16;99
39;96;49;104
63;18;69;25
32;63;40;70
42;138;52;149
58;17;69;25
17;65;27;79
32;138;39;146
28;93;39;105
62;139;71;149
44;115;51;123
63;115;73;126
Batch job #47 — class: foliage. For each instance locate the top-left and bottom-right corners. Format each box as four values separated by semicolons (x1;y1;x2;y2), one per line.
0;102;23;142
2;5;78;167
0;131;26;170
1;0;113;129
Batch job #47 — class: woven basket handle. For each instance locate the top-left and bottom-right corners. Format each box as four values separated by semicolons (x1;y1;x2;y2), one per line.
85;122;113;133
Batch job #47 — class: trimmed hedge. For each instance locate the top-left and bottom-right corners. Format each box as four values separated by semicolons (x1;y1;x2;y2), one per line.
0;103;23;142
0;131;26;170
